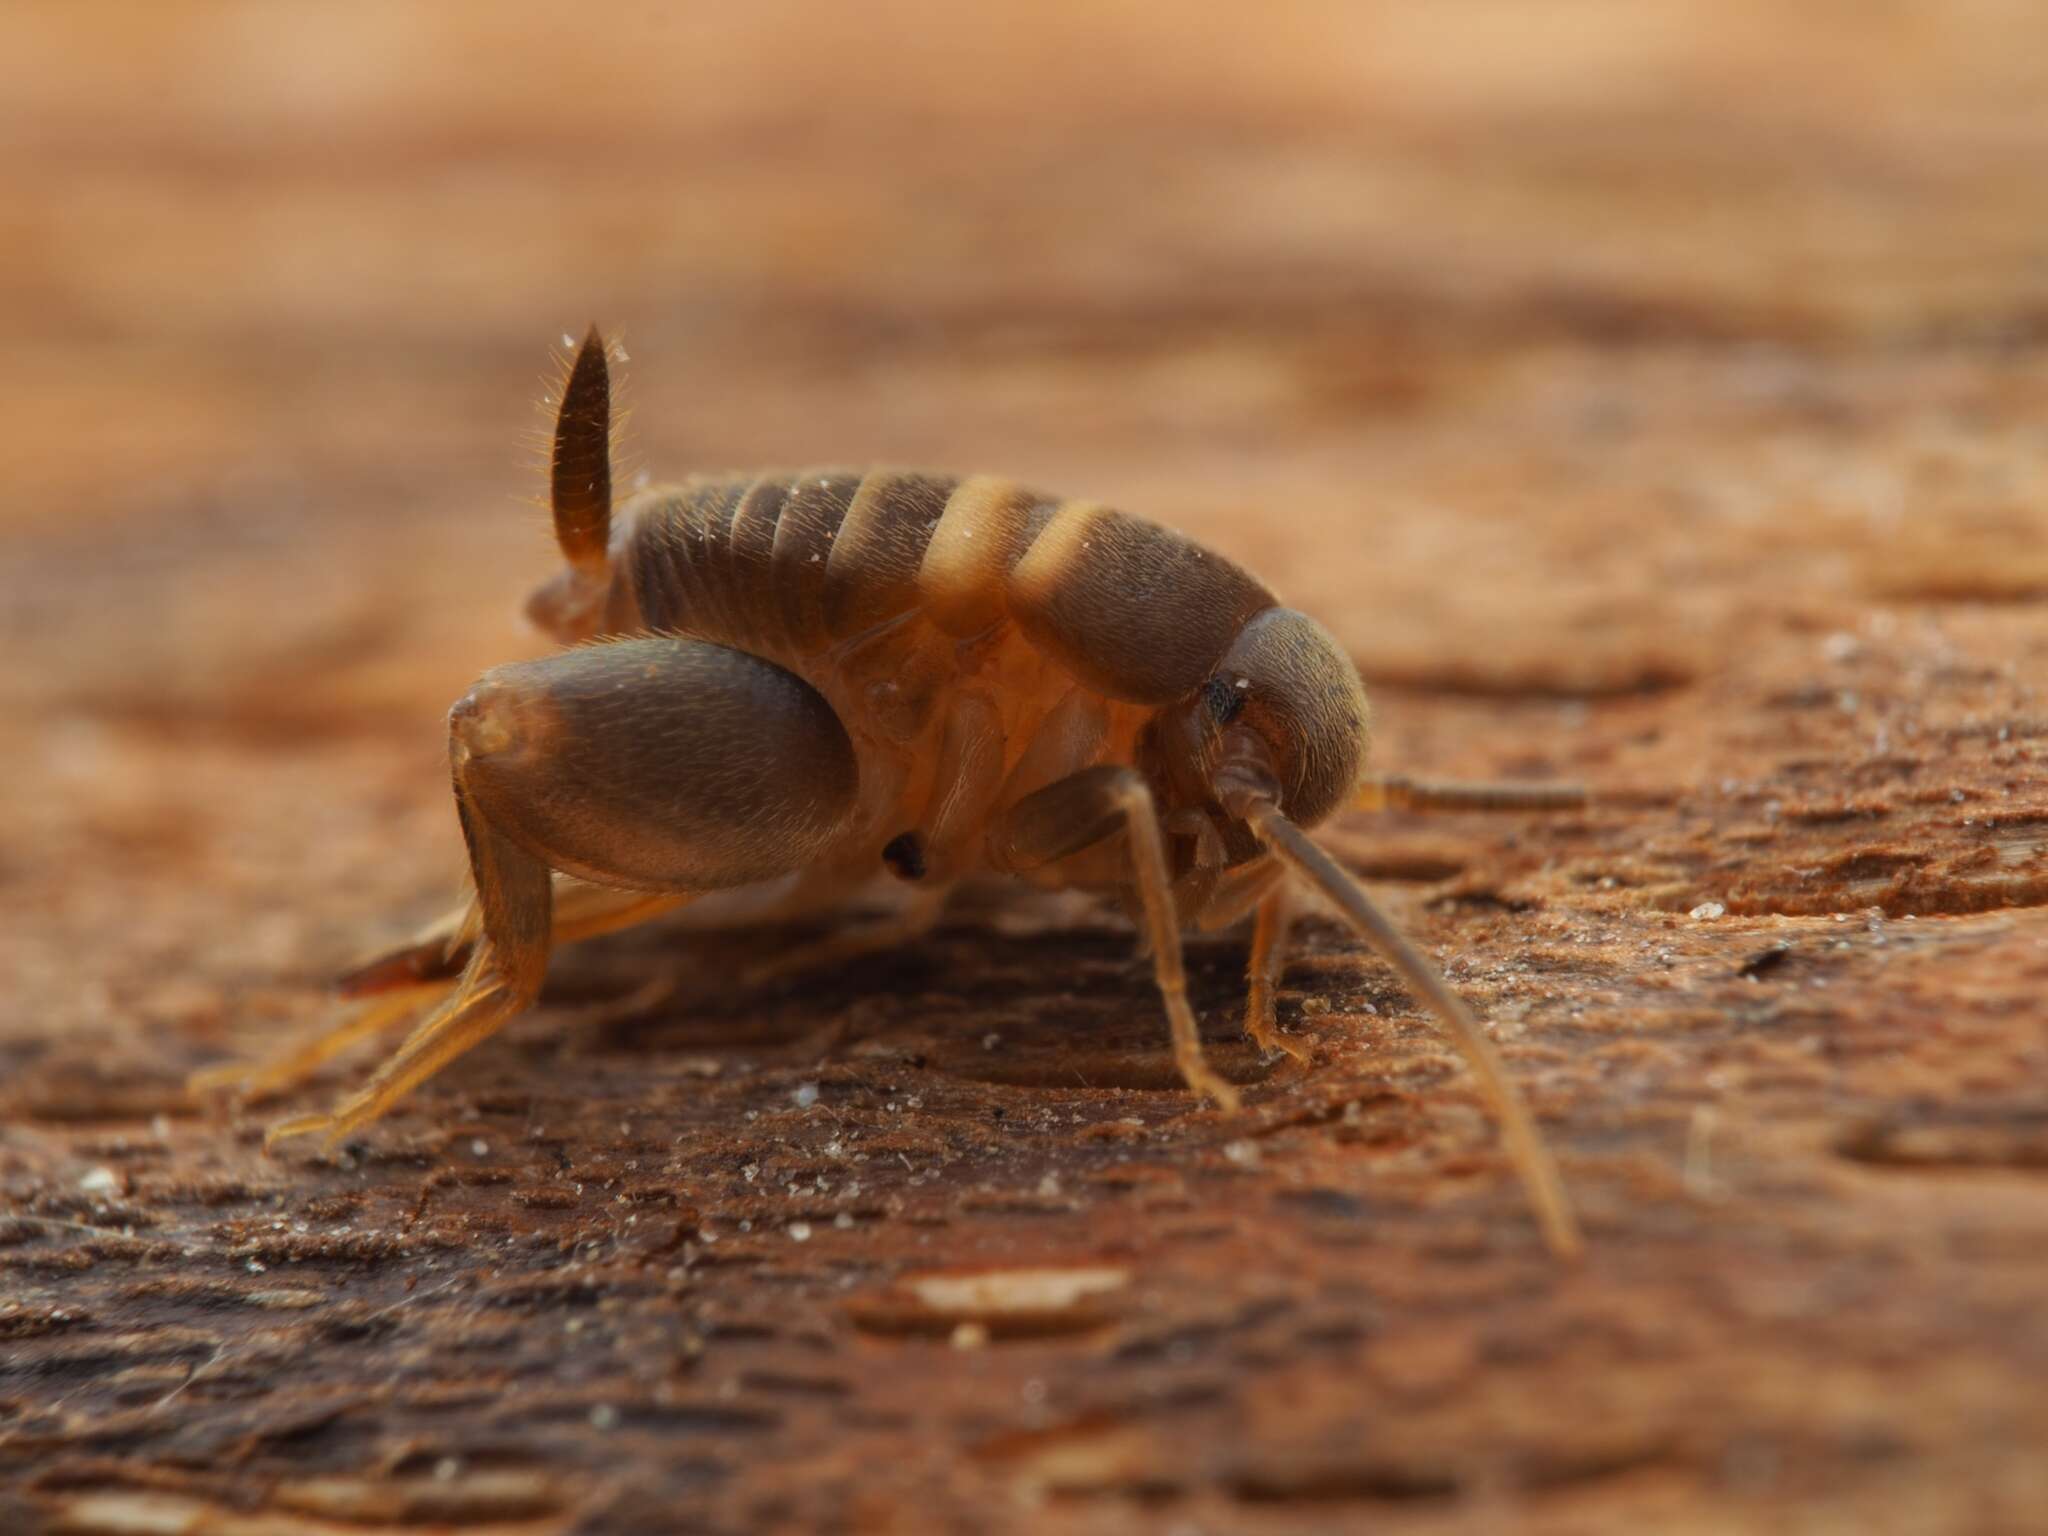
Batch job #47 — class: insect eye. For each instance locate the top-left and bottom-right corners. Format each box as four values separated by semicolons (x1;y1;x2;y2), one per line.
1202;675;1246;725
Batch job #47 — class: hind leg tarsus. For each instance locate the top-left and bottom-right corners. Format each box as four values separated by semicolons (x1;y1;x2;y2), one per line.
229;885;680;1114
270;963;529;1150
189;982;451;1104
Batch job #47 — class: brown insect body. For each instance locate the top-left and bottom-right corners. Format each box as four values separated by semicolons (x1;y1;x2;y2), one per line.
213;329;1583;1261
530;469;1343;927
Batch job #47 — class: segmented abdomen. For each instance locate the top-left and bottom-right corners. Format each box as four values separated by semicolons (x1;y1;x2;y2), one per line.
621;469;1276;706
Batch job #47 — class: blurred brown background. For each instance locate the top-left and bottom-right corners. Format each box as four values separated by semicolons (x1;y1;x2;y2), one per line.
5;3;2048;1532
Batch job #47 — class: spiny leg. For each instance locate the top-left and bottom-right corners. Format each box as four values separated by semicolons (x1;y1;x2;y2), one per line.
327;884;696;1122
189;982;451;1104
997;765;1241;1112
1244;884;1308;1062
267;967;519;1149
208;883;687;1112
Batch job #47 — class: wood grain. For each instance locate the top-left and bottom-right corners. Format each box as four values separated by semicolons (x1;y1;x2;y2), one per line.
5;4;2047;1531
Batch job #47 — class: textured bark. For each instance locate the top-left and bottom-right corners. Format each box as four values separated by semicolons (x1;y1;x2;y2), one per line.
5;4;2047;1532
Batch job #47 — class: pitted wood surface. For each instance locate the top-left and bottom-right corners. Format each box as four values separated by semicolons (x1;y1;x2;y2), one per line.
5;4;2047;1532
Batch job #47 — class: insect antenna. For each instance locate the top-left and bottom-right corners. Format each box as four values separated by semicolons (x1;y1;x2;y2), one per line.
1242;800;1583;1260
550;325;613;571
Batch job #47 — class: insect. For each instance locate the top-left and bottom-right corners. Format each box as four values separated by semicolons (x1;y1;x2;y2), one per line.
198;329;1585;1258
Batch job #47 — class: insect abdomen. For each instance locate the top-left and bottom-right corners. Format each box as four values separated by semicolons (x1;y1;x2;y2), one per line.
628;470;954;655
623;470;1276;704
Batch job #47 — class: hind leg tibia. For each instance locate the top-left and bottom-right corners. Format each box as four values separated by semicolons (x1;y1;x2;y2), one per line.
336;881;691;1000
266;756;554;1146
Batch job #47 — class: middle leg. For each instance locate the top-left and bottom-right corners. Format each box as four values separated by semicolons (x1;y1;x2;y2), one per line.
995;764;1241;1112
740;885;954;990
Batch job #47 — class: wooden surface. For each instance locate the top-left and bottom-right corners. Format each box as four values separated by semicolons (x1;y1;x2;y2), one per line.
5;4;2048;1532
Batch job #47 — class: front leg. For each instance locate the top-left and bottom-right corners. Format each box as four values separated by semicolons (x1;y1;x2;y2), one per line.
994;765;1241;1113
1244;885;1308;1062
266;635;860;1144
1180;857;1305;1062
